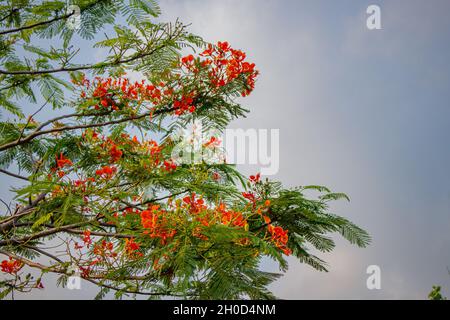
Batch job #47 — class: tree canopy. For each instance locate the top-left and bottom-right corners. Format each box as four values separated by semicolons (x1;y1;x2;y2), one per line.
0;0;370;299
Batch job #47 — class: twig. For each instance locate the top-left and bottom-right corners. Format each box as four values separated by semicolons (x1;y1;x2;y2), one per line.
0;168;28;181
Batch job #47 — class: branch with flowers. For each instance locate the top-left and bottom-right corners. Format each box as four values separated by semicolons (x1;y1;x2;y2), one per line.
0;0;370;300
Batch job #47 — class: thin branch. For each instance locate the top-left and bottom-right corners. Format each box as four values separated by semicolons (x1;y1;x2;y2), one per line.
17;93;55;143
0;79;28;92
0;106;174;152
0;221;87;246
0;193;46;228
86;278;196;297
0;23;186;76
64;228;133;239
0;11;74;36
1;248;195;297
0;168;28;181
33;110;113;133
21;244;64;264
0;198;12;215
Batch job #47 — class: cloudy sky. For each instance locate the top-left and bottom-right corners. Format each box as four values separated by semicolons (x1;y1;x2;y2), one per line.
3;0;450;299
157;0;450;299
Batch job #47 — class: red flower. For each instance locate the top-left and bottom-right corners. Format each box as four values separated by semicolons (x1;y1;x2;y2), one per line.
181;54;194;65
83;230;92;246
267;224;291;256
100;99;109;107
109;145;123;162
95;165;117;178
163;160;177;172
1;257;23;274
172;94;196;116
125;238;142;258
140;205;176;245
203;136;221;148
217;41;230;52
56;153;73;169
200;44;214;56
242;192;256;202
36;280;45;289
249;173;260;183
222;210;247;228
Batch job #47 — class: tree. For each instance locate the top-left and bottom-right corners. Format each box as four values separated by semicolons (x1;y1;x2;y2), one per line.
0;0;370;299
429;286;446;300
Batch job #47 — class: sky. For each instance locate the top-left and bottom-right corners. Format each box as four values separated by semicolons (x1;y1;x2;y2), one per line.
2;0;450;299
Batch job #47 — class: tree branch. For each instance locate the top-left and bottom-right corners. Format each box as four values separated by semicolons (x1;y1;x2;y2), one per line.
0;221;87;246
0;11;74;36
0;37;180;76
0;168;29;181
0;106;174;152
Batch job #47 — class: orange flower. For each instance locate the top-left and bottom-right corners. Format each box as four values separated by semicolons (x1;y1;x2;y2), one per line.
55;153;73;169
267;224;291;256
109;145;123;162
140;206;177;245
203;136;221;148
83;230;92;246
1;257;23;274
124;238;142;258
95;165;117;178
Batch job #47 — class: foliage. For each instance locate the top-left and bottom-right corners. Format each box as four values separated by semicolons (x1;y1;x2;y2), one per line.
429;286;447;300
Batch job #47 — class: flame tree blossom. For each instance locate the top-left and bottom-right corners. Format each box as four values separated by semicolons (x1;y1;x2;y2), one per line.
0;0;370;300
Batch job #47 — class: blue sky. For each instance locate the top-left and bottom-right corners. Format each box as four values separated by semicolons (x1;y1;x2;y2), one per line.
2;0;450;299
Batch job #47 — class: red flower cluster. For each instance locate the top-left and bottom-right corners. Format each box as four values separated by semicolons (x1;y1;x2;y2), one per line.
95;165;117;179
203;136;221;148
140;205;177;244
198;41;259;96
1;257;23;274
181;194;248;230
89;77;164;110
124;238;143;258
109;144;123;163
56;153;73;168
163;159;177;172
50;153;73;177
83;230;92;246
242;191;256;203
77;76;190;116
93;240;117;258
85;131;177;175
173;94;196;115
72;177;95;193
249;173;261;183
267;225;291;256
182;193;207;214
217;203;247;228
